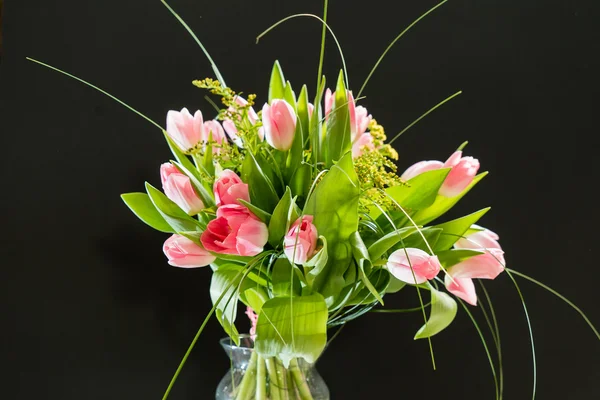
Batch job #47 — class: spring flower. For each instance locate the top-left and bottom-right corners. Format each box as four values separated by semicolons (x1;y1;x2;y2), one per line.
160;163;205;215
352;131;375;158
203;119;226;154
386;248;441;284
222;119;244;148
284;216;318;264
166;107;205;152
262;99;297;151
444;249;505;305
213;169;250;206
454;225;501;251
440;151;480;197
201;204;268;256
163;234;215;268
245;306;258;339
400;150;480;197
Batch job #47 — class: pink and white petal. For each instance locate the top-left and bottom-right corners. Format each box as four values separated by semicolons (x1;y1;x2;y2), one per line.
236;219;269;256
447;250;505;280
445;274;477;306
400;160;444;181
387;263;428;285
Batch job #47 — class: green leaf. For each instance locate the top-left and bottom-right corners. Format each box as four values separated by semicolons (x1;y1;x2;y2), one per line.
289;164;312;204
414;287;458;339
284;85;309;183
433;207;490;251
400;227;443;253
304;153;360;304
367;227;417;261
238;199;272;224
268;187;294;247
325;71;351;167
213;260;269;287
347;268;391;306
255;293;328;367
309;76;326;164
436;249;485;269
144;182;201;233
211;265;255;344
304;236;328;287
242;152;280;213
270;257;302;297
350;232;384;305
386;168;451;211
412;172;488;225
268;60;286;102
283;81;297;112
385;275;407;294
121;192;174;233
242;287;269;314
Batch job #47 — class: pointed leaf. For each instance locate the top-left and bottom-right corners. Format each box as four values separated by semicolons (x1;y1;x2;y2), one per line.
268;60;286;102
121;192;174;233
242;152;280;213
255;293;328;367
305;236;328;287
436;249;485;268
386;168;451;211
268;187;294;247
145;182;201;233
433;208;490;251
367;227;417;261
325;71;351;167
239;199;272;224
414;287;458;339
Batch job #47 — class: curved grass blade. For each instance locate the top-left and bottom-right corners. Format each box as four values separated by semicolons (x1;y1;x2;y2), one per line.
479;281;504;398
507;268;600;340
26;57;163;130
388;91;462;145
456;296;500;400
256;12;349;90
357;0;448;98
162;267;247;400
370;303;431;313
160;0;227;86
504;269;536;400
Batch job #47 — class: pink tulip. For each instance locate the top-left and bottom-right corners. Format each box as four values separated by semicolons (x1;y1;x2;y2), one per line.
203;120;226;154
245;306;258;339
163;234;216;268
440;151;480;197
262;99;297;151
324;88;334;117
213;169;250;206
386;248;441;284
284;216;318;264
222;119;244;148
444;249;505;305
401;160;445;181
232;95;259;125
160;163;205;215
354;105;372;139
166;108;204;152
352;132;375;158
201;204;268;256
454;225;501;251
307;103;315;119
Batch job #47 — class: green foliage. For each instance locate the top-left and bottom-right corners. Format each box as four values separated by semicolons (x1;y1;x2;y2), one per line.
255;293;328;367
325;71;351;167
268;187;295;248
268;60;286;102
121;193;174;233
436;249;484;268
433;207;490;251
304;153;360;305
270;257;302;297
414;286;458;339
145;182;201;233
242;152;280;213
386;168;451;211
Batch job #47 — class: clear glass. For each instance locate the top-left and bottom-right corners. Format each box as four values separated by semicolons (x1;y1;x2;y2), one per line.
216;335;330;400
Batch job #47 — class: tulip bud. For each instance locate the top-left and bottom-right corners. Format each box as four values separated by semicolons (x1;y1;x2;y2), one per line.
163;234;216;268
166;108;204;153
160;163;205;215
203;120;226;154
261;99;297;151
213;169;250;206
386;248;441;284
440;151;480;197
284;216;318;265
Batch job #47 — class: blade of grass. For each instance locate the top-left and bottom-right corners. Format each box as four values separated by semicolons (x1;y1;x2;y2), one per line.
479;281;503;398
388;91;462;145
160;0;227;86
26;57;163;130
507;268;600;340
357;0;448;98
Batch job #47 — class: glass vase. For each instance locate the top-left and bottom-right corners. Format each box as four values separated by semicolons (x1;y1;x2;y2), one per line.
216;335;330;400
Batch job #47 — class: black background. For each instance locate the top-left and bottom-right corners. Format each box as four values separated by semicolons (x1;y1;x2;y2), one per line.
1;0;599;399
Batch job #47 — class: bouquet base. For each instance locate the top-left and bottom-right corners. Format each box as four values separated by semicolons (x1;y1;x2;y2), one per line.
216;335;329;400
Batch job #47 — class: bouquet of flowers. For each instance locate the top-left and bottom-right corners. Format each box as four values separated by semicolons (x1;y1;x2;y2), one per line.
27;1;598;399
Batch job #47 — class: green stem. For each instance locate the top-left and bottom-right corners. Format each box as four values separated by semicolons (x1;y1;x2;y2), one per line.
256;355;267;400
265;358;283;400
236;352;258;400
289;358;314;400
285;369;296;399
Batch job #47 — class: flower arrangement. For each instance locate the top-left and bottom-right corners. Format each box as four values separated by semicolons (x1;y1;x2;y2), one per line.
26;1;599;399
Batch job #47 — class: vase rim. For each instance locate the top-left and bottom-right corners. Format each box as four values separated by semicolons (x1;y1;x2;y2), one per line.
219;334;255;352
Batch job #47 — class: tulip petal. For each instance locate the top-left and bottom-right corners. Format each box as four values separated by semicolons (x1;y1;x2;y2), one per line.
236;218;269;256
401;160;444;181
445;274;477;306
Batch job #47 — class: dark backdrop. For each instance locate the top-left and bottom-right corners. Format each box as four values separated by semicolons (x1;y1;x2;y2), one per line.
1;0;599;399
